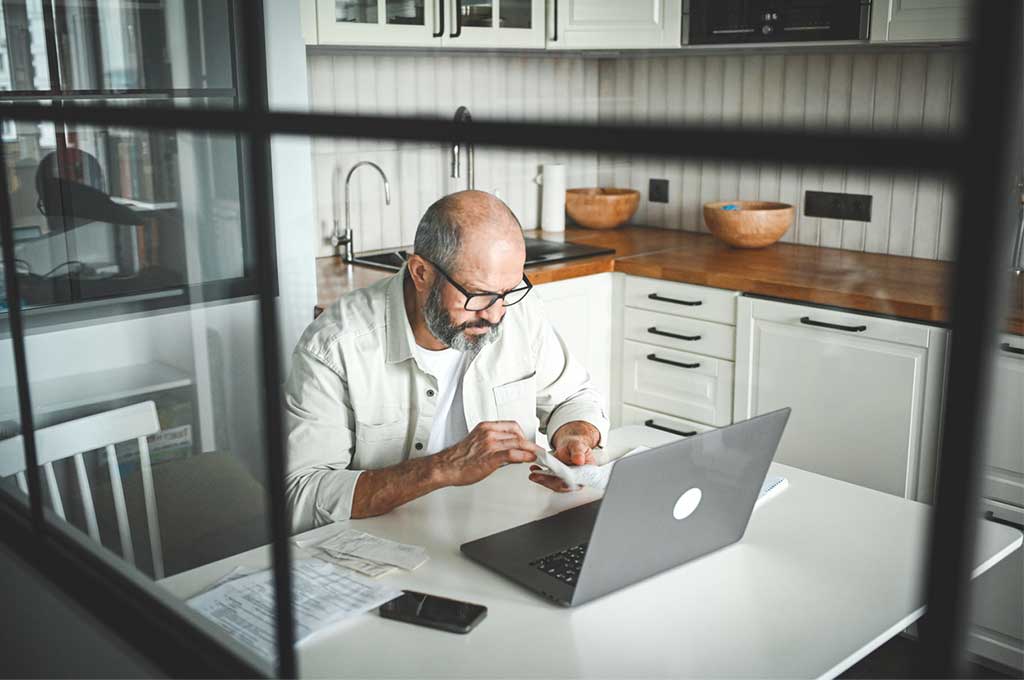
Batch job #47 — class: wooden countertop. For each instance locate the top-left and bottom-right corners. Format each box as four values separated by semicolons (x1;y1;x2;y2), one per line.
316;226;1024;335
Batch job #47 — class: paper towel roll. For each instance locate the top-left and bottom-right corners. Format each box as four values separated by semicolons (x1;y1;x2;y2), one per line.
539;164;566;232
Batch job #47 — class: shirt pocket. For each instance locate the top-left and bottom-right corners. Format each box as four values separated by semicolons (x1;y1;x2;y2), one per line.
492;373;538;442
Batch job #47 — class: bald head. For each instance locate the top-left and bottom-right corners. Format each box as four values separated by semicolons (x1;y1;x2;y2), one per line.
413;190;524;275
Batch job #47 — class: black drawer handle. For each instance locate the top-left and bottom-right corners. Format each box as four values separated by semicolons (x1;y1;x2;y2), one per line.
646;353;700;369
432;0;444;37
799;316;867;333
648;326;701;342
644;419;697;438
648;293;702;306
985;511;1024;532
1000;342;1024;355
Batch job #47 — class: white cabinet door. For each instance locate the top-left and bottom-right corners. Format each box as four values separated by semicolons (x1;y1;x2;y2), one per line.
442;0;546;48
983;335;1024;507
735;297;948;500
968;499;1024;672
622;340;733;427
302;0;319;44
620;404;713;439
870;0;972;43
548;0;682;49
534;274;613;419
317;0;440;46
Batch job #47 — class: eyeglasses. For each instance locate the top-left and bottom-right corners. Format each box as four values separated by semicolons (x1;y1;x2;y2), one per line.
425;259;533;311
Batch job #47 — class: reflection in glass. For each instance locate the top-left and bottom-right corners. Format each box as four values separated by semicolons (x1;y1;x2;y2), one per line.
386;0;424;26
499;0;531;28
460;0;492;28
1;120;248;310
336;0;378;24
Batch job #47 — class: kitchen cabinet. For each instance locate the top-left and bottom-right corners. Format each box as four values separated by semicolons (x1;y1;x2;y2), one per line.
534;273;614;419
967;333;1024;673
734;297;948;501
547;0;683;50
312;0;545;48
870;0;972;43
618;276;738;429
968;499;1024;672
619;404;713;438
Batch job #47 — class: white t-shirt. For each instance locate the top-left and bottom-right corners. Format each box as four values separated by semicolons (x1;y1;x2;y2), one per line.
413;345;471;454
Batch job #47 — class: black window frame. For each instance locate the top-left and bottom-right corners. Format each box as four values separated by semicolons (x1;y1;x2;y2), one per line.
0;1;1019;678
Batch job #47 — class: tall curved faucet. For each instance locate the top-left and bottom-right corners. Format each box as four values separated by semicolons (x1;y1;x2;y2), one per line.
451;106;475;190
333;160;391;261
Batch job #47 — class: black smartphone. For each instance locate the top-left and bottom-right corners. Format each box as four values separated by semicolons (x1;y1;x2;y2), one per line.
378;590;487;634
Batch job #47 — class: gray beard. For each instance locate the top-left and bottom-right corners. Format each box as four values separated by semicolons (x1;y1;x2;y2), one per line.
424;279;501;352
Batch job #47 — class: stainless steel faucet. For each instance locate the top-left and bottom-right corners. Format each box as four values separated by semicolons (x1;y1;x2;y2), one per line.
333;161;391;261
451;106;475;190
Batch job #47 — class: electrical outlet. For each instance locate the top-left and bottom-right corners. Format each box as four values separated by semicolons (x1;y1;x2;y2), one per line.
804;190;872;222
649;178;669;204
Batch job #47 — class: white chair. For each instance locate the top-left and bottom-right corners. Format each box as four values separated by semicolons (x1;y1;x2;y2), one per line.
0;401;165;578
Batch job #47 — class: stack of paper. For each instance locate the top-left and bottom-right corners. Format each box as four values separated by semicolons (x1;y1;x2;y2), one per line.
295;526;429;578
188;559;402;662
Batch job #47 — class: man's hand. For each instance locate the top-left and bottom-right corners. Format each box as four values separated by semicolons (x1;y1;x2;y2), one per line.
434;420;541;487
529;420;601;493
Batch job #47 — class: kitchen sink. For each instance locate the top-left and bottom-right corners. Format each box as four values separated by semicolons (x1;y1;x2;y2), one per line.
349;238;614;272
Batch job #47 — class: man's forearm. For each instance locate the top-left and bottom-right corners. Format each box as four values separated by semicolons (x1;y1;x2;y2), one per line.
350;455;447;519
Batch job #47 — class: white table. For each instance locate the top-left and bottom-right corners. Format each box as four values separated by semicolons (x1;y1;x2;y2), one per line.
161;426;1022;679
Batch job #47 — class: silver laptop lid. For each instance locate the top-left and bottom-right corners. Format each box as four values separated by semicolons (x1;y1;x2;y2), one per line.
572;408;791;606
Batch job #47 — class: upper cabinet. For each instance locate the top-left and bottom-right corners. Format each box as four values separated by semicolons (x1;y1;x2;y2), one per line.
870;0;973;43
310;0;545;48
547;0;682;50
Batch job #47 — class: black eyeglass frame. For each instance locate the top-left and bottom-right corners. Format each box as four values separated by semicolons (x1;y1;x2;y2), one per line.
423;257;533;311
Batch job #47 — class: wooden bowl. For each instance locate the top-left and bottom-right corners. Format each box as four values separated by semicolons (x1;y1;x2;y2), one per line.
565;188;640;230
703;201;794;248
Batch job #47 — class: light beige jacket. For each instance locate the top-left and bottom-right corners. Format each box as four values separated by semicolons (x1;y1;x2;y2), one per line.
283;267;609;532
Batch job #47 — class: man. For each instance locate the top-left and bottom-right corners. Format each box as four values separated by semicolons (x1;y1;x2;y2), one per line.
284;190;608;532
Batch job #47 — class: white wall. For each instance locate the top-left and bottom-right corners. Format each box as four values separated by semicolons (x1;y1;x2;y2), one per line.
308;47;966;261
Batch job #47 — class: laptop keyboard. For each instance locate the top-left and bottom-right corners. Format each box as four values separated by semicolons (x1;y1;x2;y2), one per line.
529;542;588;585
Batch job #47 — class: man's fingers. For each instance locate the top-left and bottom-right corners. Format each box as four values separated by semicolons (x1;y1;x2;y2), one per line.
477;420;527;439
501;447;538;464
556;439;594;466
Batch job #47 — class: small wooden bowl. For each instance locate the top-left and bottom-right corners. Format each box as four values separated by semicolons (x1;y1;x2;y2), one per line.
703;200;794;248
565;188;640;230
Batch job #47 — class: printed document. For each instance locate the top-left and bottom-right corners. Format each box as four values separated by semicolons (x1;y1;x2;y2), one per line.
188;558;401;661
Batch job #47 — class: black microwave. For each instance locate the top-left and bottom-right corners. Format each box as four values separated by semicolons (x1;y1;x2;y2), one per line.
688;0;872;45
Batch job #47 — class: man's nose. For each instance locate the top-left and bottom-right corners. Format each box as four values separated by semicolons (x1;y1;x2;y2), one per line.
478;302;504;324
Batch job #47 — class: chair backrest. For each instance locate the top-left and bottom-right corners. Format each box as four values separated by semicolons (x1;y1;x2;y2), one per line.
0;401;165;578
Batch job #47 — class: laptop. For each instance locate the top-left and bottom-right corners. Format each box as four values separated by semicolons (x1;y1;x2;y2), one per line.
460;408;791;607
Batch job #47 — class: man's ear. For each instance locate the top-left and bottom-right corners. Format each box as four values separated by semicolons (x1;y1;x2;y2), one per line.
406;254;432;294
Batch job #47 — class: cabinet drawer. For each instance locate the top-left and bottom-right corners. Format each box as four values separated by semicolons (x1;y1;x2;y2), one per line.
624;308;735;360
620;404;714;439
748;297;933;348
625;276;738;325
968;499;1023;671
622;340;733;427
983;334;1024;507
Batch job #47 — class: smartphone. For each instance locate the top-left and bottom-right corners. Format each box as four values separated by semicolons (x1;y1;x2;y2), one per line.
378;590;487;634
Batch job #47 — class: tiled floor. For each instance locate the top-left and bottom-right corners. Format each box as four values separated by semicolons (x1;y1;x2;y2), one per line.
840;635;1019;679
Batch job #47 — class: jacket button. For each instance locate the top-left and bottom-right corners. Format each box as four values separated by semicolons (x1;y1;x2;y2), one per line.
426;389;435;397
415;442;423;450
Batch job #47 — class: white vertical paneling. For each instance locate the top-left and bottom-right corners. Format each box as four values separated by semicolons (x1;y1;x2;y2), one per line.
888;53;928;257
738;55;764;202
778;55;806;245
757;55;785;218
819;54;852;249
665;58;685;229
866;53;901;254
682;57;704;230
306;47;962;261
799;54;830;246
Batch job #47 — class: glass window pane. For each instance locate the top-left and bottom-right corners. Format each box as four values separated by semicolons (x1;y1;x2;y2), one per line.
499;0;530;29
336;0;378;25
1;118;252;314
386;0;423;26
460;0;492;28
